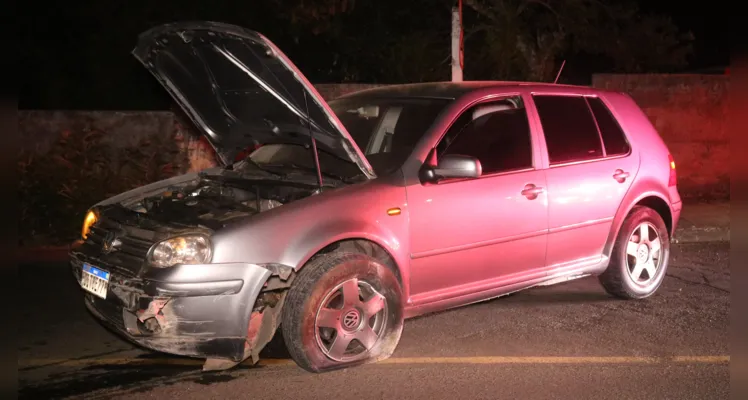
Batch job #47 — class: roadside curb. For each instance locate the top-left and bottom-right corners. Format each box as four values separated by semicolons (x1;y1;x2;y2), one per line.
673;227;730;244
675;202;729;243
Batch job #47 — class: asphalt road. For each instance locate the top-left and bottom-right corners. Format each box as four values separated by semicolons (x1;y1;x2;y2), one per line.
18;242;730;400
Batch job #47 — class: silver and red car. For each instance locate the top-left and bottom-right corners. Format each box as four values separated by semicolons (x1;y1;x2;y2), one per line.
70;21;682;373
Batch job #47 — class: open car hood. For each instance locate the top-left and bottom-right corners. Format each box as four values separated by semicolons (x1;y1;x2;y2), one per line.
133;21;375;178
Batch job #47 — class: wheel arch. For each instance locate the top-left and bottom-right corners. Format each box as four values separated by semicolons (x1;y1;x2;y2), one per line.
635;196;673;236
298;236;408;300
604;192;673;258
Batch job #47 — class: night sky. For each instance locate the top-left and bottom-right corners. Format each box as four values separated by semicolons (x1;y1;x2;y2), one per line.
19;0;728;110
639;0;728;71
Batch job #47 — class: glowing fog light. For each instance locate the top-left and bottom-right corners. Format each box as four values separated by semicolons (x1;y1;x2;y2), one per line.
149;235;212;268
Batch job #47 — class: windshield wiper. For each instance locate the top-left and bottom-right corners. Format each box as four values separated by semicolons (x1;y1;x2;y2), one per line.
272;163;353;184
201;174;322;190
232;158;286;178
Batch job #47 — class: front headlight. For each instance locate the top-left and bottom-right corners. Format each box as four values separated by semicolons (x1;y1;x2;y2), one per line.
148;235;212;268
81;210;98;239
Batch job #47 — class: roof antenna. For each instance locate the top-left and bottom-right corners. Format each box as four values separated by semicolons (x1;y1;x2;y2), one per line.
302;90;324;191
553;60;566;84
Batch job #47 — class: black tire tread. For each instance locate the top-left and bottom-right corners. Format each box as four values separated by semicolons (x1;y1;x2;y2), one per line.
281;250;402;372
281;252;348;372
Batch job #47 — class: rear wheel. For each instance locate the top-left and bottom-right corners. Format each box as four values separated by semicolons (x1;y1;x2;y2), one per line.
281;251;404;372
599;206;670;299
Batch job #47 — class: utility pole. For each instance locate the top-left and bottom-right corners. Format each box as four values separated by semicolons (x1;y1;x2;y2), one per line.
451;4;463;82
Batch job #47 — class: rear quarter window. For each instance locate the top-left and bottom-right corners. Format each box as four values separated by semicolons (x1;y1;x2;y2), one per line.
586;97;631;156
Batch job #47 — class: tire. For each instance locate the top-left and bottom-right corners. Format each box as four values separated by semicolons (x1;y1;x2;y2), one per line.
281;251;404;373
599;206;671;299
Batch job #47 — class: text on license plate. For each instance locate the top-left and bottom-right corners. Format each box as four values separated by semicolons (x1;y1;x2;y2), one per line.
81;263;110;299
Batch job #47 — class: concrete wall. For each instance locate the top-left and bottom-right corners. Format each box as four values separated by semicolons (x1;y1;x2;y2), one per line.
19;110;216;174
592;74;729;199
19;77;729;199
18;84;385;173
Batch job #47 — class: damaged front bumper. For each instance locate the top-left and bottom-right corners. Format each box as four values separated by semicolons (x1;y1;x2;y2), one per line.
70;252;293;369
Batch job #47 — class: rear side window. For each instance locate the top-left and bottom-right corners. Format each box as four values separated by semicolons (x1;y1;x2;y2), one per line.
532;95;603;164
586;97;631;156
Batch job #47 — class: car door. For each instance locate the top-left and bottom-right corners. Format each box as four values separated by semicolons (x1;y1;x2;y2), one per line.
529;94;640;269
407;95;549;300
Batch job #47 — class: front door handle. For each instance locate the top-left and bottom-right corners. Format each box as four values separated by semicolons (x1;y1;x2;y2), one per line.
613;169;630;183
521;184;544;200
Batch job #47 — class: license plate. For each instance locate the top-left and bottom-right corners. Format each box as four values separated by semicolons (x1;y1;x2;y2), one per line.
81;263;110;299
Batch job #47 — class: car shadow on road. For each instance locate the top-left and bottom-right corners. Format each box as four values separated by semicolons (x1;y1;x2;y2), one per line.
19;359;279;400
18;332;293;399
405;287;615;323
496;289;615;305
19;363;196;400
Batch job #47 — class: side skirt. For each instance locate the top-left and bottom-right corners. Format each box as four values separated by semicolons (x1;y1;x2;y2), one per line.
404;256;610;319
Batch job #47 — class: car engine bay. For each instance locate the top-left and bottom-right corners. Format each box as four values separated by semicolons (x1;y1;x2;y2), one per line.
115;174;321;230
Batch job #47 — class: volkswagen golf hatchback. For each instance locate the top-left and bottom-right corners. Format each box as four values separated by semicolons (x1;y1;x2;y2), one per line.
71;22;682;373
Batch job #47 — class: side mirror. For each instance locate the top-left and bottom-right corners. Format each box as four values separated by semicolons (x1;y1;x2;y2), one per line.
421;154;482;183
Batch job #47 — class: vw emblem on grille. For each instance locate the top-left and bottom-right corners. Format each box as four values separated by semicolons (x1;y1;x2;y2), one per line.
102;231;121;254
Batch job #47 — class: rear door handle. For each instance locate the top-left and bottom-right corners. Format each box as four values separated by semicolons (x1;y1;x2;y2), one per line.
613;169;630;183
521;184;544;200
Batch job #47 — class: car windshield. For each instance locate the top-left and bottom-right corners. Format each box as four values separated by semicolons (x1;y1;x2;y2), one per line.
329;97;451;175
239;96;450;181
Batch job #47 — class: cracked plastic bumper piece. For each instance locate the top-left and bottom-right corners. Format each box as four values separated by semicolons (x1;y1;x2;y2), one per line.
70;253;283;362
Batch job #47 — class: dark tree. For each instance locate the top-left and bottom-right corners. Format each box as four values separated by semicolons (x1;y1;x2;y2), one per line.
19;0;694;109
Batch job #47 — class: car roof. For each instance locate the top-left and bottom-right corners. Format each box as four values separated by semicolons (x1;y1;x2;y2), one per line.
335;81;616;101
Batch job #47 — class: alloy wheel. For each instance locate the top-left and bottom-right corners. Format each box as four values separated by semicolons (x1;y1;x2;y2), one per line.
625;222;663;286
314;278;388;362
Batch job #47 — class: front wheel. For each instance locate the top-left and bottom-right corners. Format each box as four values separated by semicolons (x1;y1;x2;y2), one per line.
599;206;671;299
281;251;404;372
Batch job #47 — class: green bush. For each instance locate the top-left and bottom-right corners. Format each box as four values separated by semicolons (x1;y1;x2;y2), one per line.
18;127;190;246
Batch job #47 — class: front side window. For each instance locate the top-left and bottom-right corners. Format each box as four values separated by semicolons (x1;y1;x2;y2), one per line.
435;95;534;175
532;95;603;165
